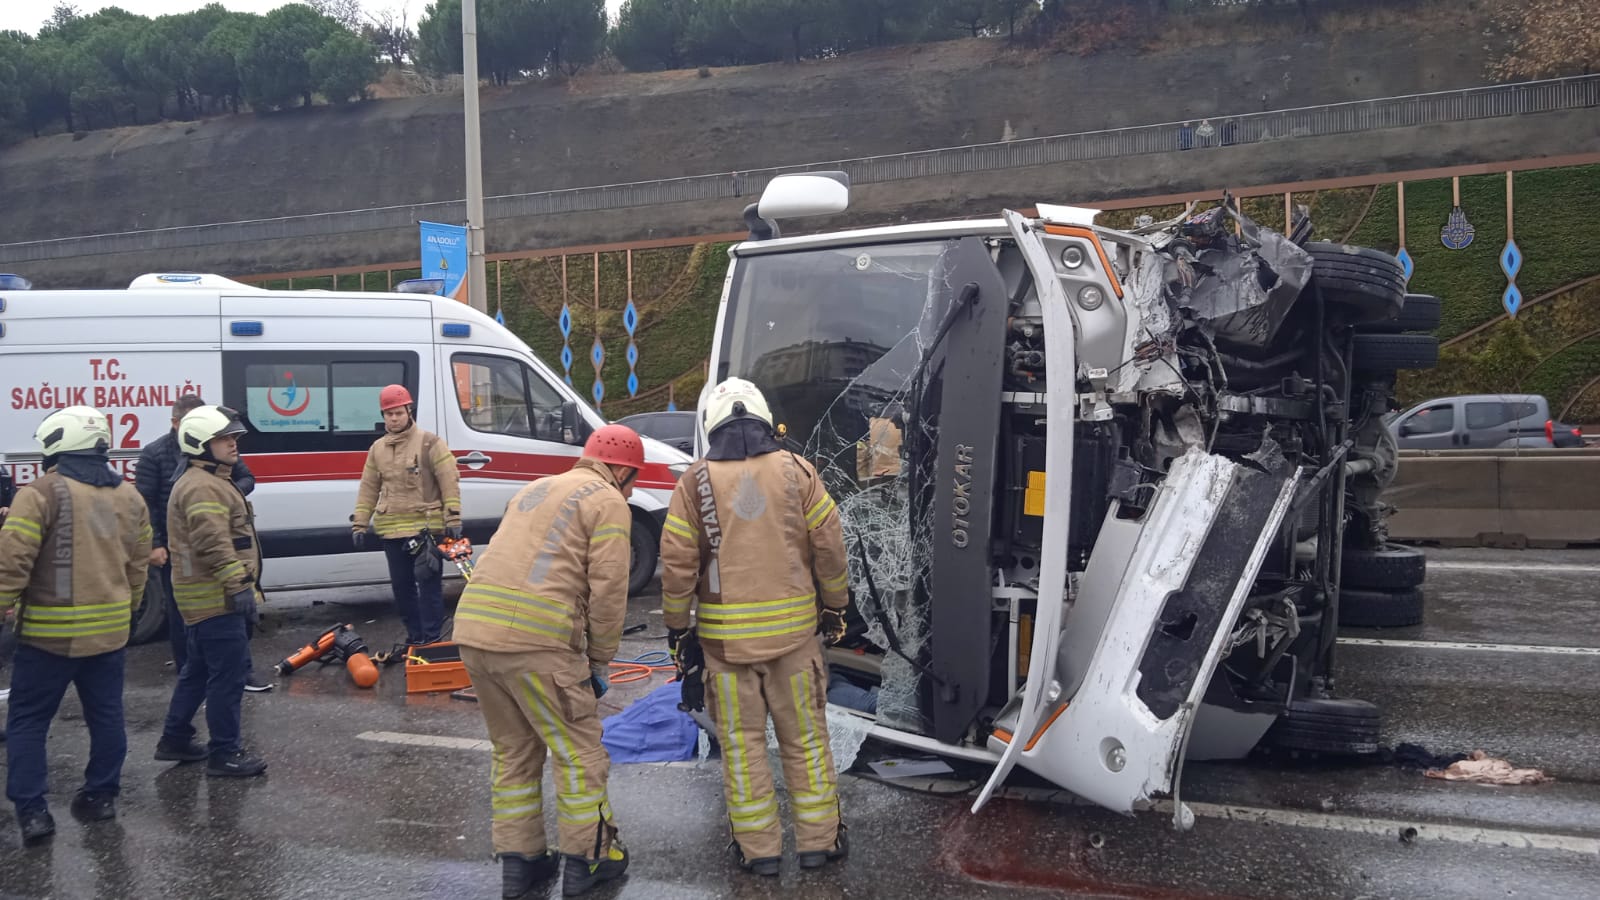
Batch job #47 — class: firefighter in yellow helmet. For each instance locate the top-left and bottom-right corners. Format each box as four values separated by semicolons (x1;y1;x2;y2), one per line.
660;378;851;876
453;424;644;899
1;407;151;844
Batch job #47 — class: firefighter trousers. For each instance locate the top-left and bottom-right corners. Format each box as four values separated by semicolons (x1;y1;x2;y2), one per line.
704;638;841;861
460;646;620;861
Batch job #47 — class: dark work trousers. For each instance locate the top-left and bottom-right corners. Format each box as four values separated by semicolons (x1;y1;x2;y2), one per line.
161;563;256;678
6;645;127;815
161;613;249;759
383;538;444;644
159;562;184;668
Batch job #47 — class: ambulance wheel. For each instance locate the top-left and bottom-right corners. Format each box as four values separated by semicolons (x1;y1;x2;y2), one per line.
130;567;168;645
629;513;661;597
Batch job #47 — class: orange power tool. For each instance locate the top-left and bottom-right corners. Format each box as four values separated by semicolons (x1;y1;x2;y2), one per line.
436;536;476;580
274;624;380;688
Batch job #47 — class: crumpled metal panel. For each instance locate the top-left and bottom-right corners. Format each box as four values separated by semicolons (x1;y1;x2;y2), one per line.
1174;210;1313;350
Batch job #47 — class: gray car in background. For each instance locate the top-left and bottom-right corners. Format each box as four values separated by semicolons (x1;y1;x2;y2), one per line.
1389;393;1584;449
615;410;696;455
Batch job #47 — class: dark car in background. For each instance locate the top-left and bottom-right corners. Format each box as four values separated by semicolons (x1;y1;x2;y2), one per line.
616;410;696;454
1389;393;1583;449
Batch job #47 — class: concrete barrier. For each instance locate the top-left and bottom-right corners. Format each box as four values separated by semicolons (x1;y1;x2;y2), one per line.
1384;449;1600;547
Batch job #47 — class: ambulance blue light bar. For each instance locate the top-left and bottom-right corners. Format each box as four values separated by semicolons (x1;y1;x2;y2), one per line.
231;321;265;336
441;323;471;338
397;278;446;295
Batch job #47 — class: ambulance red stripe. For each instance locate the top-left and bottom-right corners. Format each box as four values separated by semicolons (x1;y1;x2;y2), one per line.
241;450;678;491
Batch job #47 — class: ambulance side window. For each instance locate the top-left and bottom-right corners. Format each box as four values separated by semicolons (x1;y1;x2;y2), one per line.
451;353;566;441
223;350;416;453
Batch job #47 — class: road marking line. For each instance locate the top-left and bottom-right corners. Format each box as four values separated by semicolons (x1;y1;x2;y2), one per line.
976;786;1599;855
355;730;706;769
357;730;492;752
1155;801;1600;856
375;818;453;829
1338;637;1600;656
1427;561;1600;574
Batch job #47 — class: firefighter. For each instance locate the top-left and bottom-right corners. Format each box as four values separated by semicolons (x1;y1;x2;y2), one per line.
351;384;461;647
154;406;267;778
0;406;151;844
136;392;267;690
453;424;642;899
659;378;852;876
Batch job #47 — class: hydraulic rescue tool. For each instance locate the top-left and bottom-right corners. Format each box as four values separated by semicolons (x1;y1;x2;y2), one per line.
435;535;476;580
274;624;380;687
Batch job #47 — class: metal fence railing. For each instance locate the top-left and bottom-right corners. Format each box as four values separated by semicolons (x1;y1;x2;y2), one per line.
2;74;1597;266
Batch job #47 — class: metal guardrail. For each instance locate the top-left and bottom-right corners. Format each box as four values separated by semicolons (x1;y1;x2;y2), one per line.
2;74;1597;265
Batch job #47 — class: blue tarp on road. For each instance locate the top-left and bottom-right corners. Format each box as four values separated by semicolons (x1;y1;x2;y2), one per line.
601;679;699;764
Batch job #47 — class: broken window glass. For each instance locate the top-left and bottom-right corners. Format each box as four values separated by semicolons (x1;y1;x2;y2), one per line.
716;240;963;733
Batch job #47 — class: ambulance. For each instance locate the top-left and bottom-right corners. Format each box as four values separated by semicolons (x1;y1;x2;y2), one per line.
0;273;690;642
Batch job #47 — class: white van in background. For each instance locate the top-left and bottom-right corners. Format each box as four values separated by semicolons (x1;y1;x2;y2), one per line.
0;273;689;641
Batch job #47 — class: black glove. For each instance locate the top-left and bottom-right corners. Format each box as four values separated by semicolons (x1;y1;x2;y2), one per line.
678;668;705;713
351;530;366;551
412;538;443;582
670;628;706;713
820;608;847;645
445;525;463;541
228;588;259;624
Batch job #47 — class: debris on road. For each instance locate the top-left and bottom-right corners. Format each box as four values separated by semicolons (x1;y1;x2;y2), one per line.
1425;750;1554;785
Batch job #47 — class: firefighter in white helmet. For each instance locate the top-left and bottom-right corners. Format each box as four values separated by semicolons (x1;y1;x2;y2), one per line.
154;406;267;778
1;407;151;844
659;377;852;876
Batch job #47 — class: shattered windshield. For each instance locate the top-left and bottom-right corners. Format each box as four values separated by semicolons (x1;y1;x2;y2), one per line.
716;240;954;463
717;239;958;731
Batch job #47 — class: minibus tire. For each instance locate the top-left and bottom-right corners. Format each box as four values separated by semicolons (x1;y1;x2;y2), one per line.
130;569;168;645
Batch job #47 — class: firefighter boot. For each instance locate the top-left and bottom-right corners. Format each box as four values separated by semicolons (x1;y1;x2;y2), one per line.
70;791;116;822
561;844;629;897
154;736;209;763
500;851;558;899
18;809;55;845
730;840;780;877
207;750;268;778
798;824;849;869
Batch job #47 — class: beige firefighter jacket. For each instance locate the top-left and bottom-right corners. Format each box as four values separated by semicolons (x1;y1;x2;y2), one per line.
660;450;850;665
352;424;462;539
452;458;632;665
169;460;262;626
0;472;151;657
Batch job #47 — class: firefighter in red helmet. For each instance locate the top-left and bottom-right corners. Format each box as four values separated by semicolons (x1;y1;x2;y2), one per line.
454;424;644;898
350;384;461;646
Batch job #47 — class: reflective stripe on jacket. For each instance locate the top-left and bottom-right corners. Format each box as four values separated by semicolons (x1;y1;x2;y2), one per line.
659;450;849;665
352;425;461;539
169;460;261;626
452;458;631;663
0;472;151;657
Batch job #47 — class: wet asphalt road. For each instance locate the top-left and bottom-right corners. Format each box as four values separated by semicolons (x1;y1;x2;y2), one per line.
2;547;1598;899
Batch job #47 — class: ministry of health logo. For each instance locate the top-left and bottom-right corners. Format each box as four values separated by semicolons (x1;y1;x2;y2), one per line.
266;371;312;416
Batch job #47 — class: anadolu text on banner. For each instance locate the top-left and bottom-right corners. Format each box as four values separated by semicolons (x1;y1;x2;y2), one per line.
419;221;469;302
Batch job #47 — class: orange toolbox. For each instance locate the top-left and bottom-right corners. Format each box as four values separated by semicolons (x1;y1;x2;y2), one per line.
405;641;473;694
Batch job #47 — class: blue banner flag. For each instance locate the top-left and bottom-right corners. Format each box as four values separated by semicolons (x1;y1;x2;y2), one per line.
419;221;469;301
